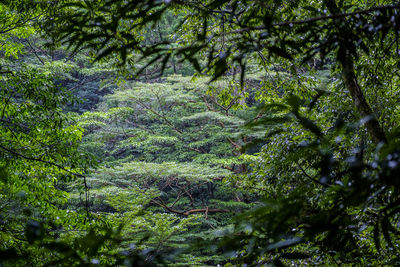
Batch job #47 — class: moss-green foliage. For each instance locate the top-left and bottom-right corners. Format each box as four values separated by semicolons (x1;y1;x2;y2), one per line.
4;1;400;266
73;75;254;265
78;76;246;164
90;162;230;187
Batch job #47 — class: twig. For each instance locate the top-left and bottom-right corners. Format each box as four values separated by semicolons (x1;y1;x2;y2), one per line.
295;161;325;186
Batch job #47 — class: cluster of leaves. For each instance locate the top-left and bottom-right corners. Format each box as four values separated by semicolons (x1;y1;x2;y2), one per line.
2;0;400;266
216;93;400;265
0;63;95;265
44;1;400;85
73;75;256;265
0;2;157;266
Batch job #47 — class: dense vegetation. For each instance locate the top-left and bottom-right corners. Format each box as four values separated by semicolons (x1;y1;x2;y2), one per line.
1;0;400;266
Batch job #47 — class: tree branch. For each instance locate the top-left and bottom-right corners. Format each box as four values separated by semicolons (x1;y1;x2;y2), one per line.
231;3;400;33
0;143;86;179
150;199;229;216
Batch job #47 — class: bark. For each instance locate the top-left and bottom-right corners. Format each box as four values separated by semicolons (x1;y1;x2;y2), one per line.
339;49;387;144
325;0;387;144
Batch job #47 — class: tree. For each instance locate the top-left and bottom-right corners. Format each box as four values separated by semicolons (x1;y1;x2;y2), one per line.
48;0;398;141
45;0;400;264
0;2;121;265
75;75;254;265
3;0;400;265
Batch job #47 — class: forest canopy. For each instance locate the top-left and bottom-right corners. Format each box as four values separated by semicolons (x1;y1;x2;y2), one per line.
1;0;400;266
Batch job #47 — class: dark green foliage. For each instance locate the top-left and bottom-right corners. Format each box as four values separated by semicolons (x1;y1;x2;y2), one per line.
45;1;400;87
219;93;400;265
2;0;400;266
0;63;97;266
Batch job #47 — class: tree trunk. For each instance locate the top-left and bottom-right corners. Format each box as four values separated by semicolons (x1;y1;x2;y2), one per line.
339;49;387;144
325;0;387;144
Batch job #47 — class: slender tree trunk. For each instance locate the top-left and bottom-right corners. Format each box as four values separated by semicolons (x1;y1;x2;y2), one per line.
172;58;177;74
339;48;387;144
325;0;387;144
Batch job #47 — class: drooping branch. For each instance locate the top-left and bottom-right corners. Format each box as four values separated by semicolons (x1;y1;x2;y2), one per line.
0;143;86;178
229;3;400;33
277;4;400;27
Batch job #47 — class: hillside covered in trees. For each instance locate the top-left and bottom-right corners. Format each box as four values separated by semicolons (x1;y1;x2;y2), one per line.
1;0;400;266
